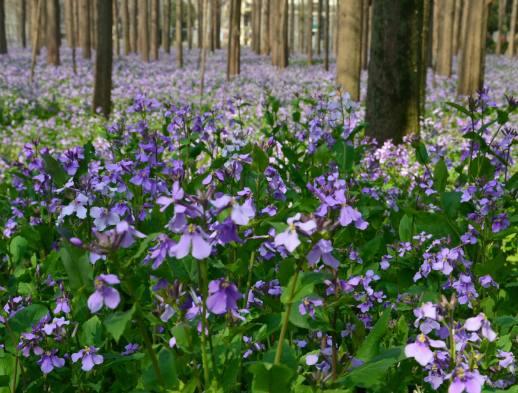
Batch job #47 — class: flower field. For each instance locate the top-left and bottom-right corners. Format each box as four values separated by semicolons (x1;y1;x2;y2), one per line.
0;49;517;392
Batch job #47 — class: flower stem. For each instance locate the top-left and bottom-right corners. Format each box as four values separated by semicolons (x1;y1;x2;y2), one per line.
136;307;164;387
198;260;211;387
274;269;299;365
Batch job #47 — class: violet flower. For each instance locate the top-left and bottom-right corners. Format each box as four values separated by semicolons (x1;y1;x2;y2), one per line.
206;279;242;315
71;346;104;371
307;239;339;269
87;274;121;313
448;367;485;393
169;224;212;260
405;333;446;366
38;350;65;374
274;213;317;253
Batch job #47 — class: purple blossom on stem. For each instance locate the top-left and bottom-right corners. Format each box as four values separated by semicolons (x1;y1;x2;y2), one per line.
206;279;242;315
307;239;339;269
169;224;212;260
38;350;65;374
274;214;317;253
405;333;446;366
448;367;485;393
299;297;323;318
71;346;104;371
87;274;121;313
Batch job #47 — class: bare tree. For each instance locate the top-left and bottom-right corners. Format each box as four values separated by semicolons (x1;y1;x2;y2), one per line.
0;0;6;54
436;0;454;77
272;0;288;67
496;0;507;54
510;0;518;56
122;0;131;55
150;0;159;60
130;0;137;52
336;0;362;100
30;0;43;81
317;0;322;54
114;0;120;57
68;0;77;73
197;0;203;48
306;0;312;63
47;0;60;65
20;0;27;48
139;0;149;61
299;0;305;52
324;0;329;70
177;0;183;67
361;0;369;70
452;0;463;55
80;0;91;58
289;0;295;52
187;0;193;49
260;0;270;55
93;0;113;117
162;0;170;53
227;0;241;78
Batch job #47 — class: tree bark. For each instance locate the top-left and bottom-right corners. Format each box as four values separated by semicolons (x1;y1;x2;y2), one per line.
30;0;43;81
162;0;170;53
306;0;312;63
366;0;424;143
336;0;362;101
93;0;113;117
0;0;6;54
317;0;322;55
432;0;440;70
510;0;518;56
289;0;295;53
122;0;131;54
114;0;120;57
150;0;159;60
139;0;149;61
177;0;183;67
452;0;462;55
496;0;506;54
47;0;60;65
436;0;454;76
457;0;488;95
197;0;203;48
215;0;221;49
299;0;305;52
80;0;91;58
272;0;288;67
69;0;77;73
361;0;369;70
20;0;27;48
227;0;241;78
324;0;329;70
187;0;193;49
200;0;209;96
130;0;137;52
91;0;97;49
260;0;270;54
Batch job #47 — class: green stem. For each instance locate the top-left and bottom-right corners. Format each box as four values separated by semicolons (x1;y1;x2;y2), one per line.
274;269;300;365
198;260;211;387
136;307;165;387
242;252;256;308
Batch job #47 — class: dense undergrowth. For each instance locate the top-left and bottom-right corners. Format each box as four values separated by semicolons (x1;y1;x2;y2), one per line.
0;49;517;392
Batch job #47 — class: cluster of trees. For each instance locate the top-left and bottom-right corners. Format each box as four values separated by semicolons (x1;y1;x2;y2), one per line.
0;0;517;142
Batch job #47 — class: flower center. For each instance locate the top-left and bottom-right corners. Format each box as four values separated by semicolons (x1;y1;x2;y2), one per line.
417;334;427;343
188;224;196;233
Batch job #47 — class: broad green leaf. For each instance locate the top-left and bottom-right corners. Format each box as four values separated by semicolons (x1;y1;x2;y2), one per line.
398;215;413;242
80;316;103;346
103;307;135;342
59;246;93;291
249;362;295;393
441;192;461;218
142;347;178;390
9;236;29;265
433;158;448;192
42;153;68;187
413;142;429;165
355;309;391;361
333;140;355;174
252;145;269;172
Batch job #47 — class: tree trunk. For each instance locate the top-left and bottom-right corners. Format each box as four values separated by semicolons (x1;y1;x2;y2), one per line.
197;0;203;48
260;0;269;54
187;0;193;49
299;0;305;52
30;0;43;81
150;0;159;60
139;0;149;61
162;0;170;53
361;0;369;70
69;0;77;73
0;0;6;54
306;0;312;63
452;0;462;55
436;0;454;76
200;0;209;95
289;0;295;53
122;0;131;54
177;0;183;66
272;0;288;67
91;0;97;49
47;0;60;65
324;0;329;70
421;0;432;116
114;0;120;57
317;0;322;55
215;0;221;49
366;0;424;143
496;0;506;54
336;0;362;101
93;0;113;117
227;0;241;78
130;0;137;52
80;0;91;58
432;0;440;70
457;0;488;95
510;0;518;56
20;0;27;48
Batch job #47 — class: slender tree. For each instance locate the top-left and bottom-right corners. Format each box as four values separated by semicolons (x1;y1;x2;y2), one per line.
47;0;60;66
227;0;241;78
91;0;97;49
114;0;120;57
457;0;488;95
510;0;518;56
452;0;463;55
432;0;440;70
68;0;77;73
215;0;221;48
361;0;369;70
260;0;270;55
122;0;131;55
299;0;305;52
20;0;27;48
336;0;362;101
150;0;159;60
324;0;329;70
366;0;425;143
130;0;137;52
162;0;170;53
436;0;454;76
139;0;149;61
176;0;183;67
289;0;295;52
30;0;43;81
317;0;322;55
187;0;193;49
0;0;6;54
197;0;203;48
272;0;288;67
80;0;91;58
496;0;507;54
200;0;209;95
306;0;312;63
93;0;113;117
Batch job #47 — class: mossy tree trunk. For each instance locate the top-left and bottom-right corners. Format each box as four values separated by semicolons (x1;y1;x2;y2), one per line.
260;0;269;55
130;0;138;52
496;0;507;54
122;0;131;55
150;0;159;60
272;0;288;68
93;0;113;117
509;0;518;56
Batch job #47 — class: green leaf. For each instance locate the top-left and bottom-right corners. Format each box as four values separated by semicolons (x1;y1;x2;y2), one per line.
441;192;461;218
103;307;135;342
252;145;269;172
171;323;193;352
80;316;103;347
398;215;413;242
341;347;405;389
59;246;93;291
9;236;29;265
249;362;295;393
433;159;448;192
355;309;391;361
333;140;355;174
142;347;178;390
445;101;472;117
42;153;68;187
0;352;18;393
414;142;429;165
281;272;326;305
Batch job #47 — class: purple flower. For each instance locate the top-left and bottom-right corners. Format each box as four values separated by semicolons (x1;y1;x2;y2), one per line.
60;193;89;220
90;207;120;231
274;214;317;253
87;274;121;313
38;350;65;374
156;181;185;211
53;296;71;314
306;354;319;366
211;194;256;226
170;224;212;260
299;297;323;318
491;213;509;233
307;239;339;269
71;346;104;371
405;334;446;366
478;275;498;289
206;279;242;315
448;368;485;393
339;205;368;230
43;317;70;337
121;343;140;356
463;313;497;342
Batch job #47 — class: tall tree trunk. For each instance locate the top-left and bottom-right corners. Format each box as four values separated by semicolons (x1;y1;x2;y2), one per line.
432;0;440;70
324;0;329;70
215;0;221;48
139;0;149;61
336;0;362;101
227;0;241;78
93;0;113;117
509;0;518;56
47;0;60;65
20;0;27;48
260;0;269;54
80;0;91;58
162;0;170;53
436;0;454;76
421;0;432;116
114;0;120;57
30;0;43;81
306;0;312;63
272;0;288;67
129;0;137;52
366;0;424;143
150;0;159;60
197;0;203;48
452;0;462;55
317;0;322;55
0;0;6;54
299;0;305;52
91;0;97;49
69;0;77;73
122;0;130;54
496;0;507;54
289;0;295;53
457;0;488;95
361;0;369;70
200;0;209;96
187;0;193;49
177;0;183;66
